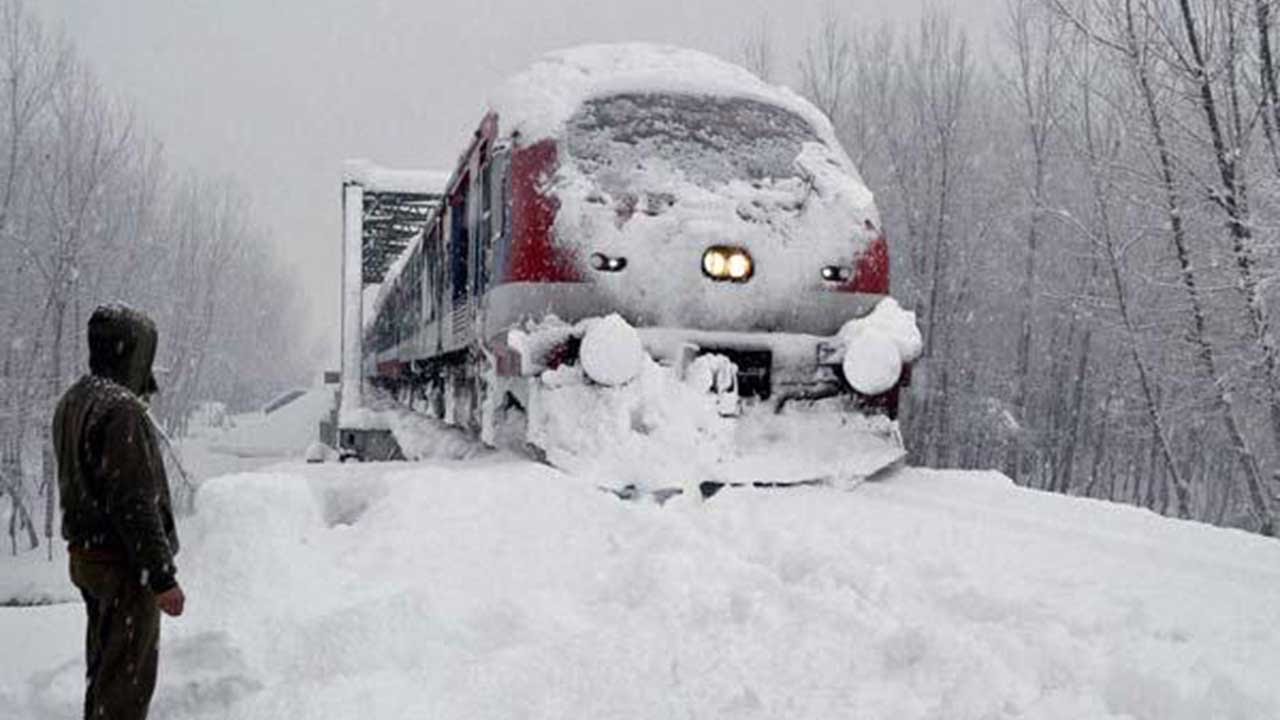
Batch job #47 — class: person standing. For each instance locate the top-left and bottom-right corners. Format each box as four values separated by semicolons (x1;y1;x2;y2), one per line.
53;305;186;720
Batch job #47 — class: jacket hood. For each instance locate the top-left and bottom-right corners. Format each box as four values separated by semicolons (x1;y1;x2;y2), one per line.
87;304;159;396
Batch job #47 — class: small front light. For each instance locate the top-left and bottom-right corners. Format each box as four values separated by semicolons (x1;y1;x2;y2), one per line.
821;265;852;282
591;252;627;272
727;253;751;280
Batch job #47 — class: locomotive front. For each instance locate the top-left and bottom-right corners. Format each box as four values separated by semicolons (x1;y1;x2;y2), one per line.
474;45;925;490
489;52;916;415
560;90;901;407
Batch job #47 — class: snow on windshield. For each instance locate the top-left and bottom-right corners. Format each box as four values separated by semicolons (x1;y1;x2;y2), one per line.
565;93;819;190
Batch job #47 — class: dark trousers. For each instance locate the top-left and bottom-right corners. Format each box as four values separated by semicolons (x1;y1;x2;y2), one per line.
69;553;161;720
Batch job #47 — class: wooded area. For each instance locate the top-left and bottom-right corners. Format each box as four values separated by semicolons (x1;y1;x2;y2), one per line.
749;0;1280;533
0;0;308;556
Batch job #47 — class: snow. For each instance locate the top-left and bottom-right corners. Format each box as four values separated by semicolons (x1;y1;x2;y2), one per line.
578;313;643;386
202;386;336;459
489;44;841;153
0;543;77;607
842;297;924;362
5;452;1279;719
336;390;486;462
342;159;450;195
838;298;923;394
842;328;903;395
530;345;904;494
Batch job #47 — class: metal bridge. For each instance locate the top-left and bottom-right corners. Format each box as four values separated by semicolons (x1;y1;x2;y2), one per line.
339;161;449;424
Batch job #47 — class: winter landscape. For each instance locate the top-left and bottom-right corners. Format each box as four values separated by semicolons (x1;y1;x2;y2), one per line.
6;0;1280;717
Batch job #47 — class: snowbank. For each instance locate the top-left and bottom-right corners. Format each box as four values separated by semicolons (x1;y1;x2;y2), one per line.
0;542;76;607
515;314;905;492
338;391;486;462
7;460;1280;719
203;386;335;459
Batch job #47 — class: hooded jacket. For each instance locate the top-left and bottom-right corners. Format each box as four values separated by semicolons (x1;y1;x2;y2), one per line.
53;305;179;593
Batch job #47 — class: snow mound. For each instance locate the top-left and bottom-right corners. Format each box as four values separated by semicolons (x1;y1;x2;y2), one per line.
846;297;924;361
205;386;335;459
838;298;923;394
528;351;902;493
9;462;1280;719
304;442;337;463
841;328;902;395
579;313;643;386
340;390;487;462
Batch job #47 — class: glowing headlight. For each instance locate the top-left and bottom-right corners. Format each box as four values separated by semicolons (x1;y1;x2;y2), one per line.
703;249;728;277
702;246;753;282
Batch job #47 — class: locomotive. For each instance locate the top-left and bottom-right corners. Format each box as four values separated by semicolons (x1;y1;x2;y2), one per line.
356;44;916;480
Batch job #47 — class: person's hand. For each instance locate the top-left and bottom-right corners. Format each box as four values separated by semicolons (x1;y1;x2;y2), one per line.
156;585;185;617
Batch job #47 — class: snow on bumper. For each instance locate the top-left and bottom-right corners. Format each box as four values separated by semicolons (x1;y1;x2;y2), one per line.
499;294;921;402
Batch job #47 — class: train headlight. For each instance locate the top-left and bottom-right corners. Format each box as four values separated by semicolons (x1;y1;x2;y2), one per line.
590;252;628;272
702;246;753;282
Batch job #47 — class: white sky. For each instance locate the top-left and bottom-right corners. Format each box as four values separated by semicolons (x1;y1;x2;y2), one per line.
37;0;1002;368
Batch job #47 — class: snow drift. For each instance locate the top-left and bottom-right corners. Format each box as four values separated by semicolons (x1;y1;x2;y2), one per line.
8;453;1280;719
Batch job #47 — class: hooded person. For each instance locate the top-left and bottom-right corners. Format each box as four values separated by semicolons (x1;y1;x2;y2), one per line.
53;304;185;720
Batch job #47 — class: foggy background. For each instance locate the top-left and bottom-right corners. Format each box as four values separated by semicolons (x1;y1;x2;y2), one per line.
35;0;1001;365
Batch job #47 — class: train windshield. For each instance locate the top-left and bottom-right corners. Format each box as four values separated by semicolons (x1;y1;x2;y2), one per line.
564;93;820;190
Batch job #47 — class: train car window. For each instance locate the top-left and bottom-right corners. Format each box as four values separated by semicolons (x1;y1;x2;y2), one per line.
423;221;440;323
476;161;493;295
489;147;511;283
449;182;469;303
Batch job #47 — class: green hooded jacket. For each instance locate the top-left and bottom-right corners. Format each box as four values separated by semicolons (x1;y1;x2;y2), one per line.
53;305;179;593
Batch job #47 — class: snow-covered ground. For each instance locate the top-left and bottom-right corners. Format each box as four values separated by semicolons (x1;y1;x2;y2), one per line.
4;417;1279;718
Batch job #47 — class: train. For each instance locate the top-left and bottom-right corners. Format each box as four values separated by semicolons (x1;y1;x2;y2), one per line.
357;44;913;465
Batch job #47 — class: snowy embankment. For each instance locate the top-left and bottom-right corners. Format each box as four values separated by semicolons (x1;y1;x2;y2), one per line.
6;453;1279;718
0;387;337;609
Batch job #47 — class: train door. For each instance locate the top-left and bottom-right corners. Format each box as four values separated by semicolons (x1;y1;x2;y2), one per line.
447;177;470;348
473;149;492;302
473;144;511;342
422;218;443;356
487;144;511;293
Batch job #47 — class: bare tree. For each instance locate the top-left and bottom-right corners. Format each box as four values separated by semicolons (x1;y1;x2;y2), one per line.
739;14;775;83
0;0;311;565
798;6;854;124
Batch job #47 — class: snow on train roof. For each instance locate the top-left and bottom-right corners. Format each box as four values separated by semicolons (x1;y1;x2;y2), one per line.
489;43;843;150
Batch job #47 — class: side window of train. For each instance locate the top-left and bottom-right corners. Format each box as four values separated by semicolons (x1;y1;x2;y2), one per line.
477;155;492;296
423;222;440;322
489;145;511;284
449;180;469;303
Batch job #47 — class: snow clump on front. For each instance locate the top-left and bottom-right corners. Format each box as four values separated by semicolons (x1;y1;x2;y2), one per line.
579;313;644;386
839;298;923;395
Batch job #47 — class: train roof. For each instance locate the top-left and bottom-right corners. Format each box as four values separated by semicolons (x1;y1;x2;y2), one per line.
488;43;843;151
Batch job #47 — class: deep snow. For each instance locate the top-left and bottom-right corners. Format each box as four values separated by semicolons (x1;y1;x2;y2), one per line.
4;446;1279;718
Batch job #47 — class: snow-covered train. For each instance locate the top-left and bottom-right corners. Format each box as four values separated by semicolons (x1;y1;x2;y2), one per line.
360;45;918;476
